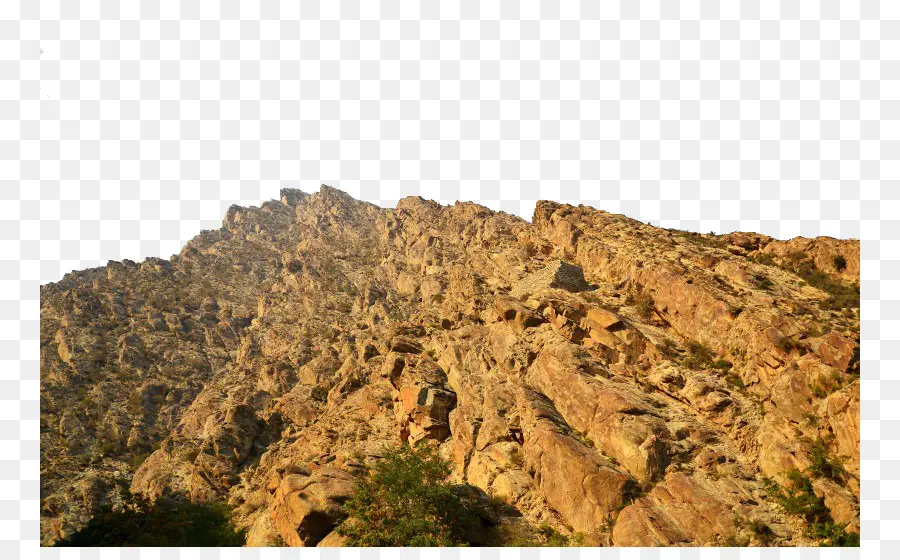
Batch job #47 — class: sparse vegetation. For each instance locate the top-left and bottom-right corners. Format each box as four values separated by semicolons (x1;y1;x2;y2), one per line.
764;470;858;547
725;374;745;389
751;253;776;266
55;491;246;546
779;253;859;310
753;274;774;291
681;341;715;370
748;519;775;545
659;338;679;359
633;292;656;320
833;255;847;272
711;359;733;372
807;437;845;481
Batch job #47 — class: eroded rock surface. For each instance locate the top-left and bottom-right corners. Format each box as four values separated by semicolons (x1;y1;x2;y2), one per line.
40;187;860;546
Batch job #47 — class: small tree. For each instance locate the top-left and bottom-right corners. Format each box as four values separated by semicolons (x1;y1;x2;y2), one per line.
338;442;476;546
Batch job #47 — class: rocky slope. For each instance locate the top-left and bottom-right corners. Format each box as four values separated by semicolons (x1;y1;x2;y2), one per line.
40;187;861;546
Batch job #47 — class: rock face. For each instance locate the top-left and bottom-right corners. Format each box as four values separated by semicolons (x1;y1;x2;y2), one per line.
40;186;860;546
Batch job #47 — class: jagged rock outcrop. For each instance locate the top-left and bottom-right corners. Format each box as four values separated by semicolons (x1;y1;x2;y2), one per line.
40;186;860;546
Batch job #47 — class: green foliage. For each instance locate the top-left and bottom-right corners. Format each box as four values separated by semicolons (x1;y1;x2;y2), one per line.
56;491;246;546
310;385;329;402
680;341;720;370
751;253;776;266
337;442;477;546
764;470;859;547
659;338;679;359
633;292;655;320
765;470;830;524
493;521;583;547
808;438;845;481
748;519;775;545
725;374;745;389
832;254;847;272
711;359;733;372
129;452;150;469
782;254;859;310
669;229;729;249
753;274;774;291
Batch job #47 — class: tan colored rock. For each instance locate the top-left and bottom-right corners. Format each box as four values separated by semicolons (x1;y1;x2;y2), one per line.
272;466;355;547
612;473;736;546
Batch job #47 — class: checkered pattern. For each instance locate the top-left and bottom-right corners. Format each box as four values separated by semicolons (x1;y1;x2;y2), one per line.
6;0;892;557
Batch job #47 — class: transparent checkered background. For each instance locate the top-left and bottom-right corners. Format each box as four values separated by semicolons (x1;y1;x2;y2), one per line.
5;0;894;557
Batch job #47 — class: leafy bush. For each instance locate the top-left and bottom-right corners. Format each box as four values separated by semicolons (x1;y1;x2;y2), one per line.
55;491;246;546
337;442;477;546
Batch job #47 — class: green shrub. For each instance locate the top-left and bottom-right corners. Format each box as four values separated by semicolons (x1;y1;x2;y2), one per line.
748;519;775;545
752;253;776;266
782;255;859;310
129;452;150;469
807;438;845;481
832;255;847;272
753;274;774;291
711;359;733;372
634;293;655;320
681;341;715;370
337;442;477;546
493;520;583;547
764;470;859;547
55;491;246;546
659;338;679;359
725;374;745;389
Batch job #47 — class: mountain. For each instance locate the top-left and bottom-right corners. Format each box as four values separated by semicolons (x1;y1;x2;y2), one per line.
40;186;860;546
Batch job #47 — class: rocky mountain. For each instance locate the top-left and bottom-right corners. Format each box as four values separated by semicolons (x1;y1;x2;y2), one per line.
40;187;860;546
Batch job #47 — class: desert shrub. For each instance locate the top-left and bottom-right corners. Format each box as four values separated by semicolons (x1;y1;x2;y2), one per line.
725;374;745;389
711;359;733;372
832;254;847;272
781;255;859;310
129;452;150;469
659;338;679;359
493;520;583;547
752;253;776;266
753;274;774;291
337;442;477;546
764;470;858;547
748;519;775;545
807;438;845;481
681;341;715;370
310;385;329;402
55;491;245;546
633;292;655;320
